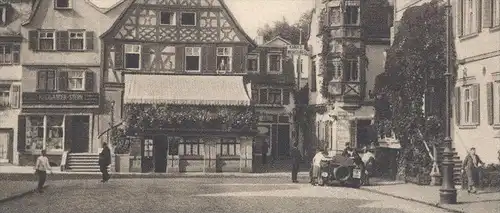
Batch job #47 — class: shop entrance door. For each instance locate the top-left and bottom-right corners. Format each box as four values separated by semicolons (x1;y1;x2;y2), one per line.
154;135;167;173
69;116;89;153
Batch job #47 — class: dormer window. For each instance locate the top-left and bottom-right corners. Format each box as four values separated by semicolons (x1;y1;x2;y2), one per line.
0;6;6;25
54;0;72;9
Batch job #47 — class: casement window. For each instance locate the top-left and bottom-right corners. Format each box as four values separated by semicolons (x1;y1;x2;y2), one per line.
345;6;359;25
459;85;479;125
0;43;20;65
0;6;6;25
458;0;481;36
54;0;72;9
344;58;359;82
216;47;232;72
124;44;141;69
67;71;85;91
179;137;203;156
37;70;57;91
39;31;56;50
0;84;9;107
25;115;64;151
181;12;196;26
254;88;290;105
69;31;84;50
493;0;500;27
331;59;343;80
160;12;176;25
246;54;259;72
185;47;201;72
268;54;282;73
310;60;317;92
144;139;153;157
218;138;239;156
487;82;500;125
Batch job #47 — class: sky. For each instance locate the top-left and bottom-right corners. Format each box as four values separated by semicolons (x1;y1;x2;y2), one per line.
90;0;314;40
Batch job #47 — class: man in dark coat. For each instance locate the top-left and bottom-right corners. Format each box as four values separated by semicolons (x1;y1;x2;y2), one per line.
262;139;269;165
99;143;112;182
290;143;302;183
462;147;484;193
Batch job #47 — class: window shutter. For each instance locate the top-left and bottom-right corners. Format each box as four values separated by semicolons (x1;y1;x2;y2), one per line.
85;31;94;50
282;89;290;105
259;88;267;104
17;115;26;152
12;44;20;64
114;43;124;69
311;61;317;92
10;84;20;109
141;45;150;71
175;45;185;72
202;45;216;73
487;82;494;125
59;71;68;91
36;71;46;91
232;46;245;73
474;84;481;124
477;0;483;32
457;0;464;36
483;0;492;28
454;87;461;125
259;49;268;74
56;31;69;51
28;30;38;50
85;71;94;92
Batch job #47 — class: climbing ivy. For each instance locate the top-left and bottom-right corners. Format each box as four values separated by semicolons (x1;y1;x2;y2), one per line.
374;0;457;182
318;8;334;101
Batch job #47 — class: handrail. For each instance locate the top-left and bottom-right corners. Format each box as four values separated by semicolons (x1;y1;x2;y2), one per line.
60;151;69;171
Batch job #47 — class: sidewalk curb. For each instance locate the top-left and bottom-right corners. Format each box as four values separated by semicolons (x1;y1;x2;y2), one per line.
359;187;465;213
0;173;311;180
0;185;48;204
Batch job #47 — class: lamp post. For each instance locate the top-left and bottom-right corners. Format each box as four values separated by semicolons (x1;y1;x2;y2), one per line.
296;29;303;153
439;0;457;204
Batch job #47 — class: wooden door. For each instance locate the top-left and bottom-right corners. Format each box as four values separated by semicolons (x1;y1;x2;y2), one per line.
141;139;154;173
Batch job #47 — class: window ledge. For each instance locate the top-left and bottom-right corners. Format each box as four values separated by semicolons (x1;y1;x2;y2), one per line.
20;150;64;155
459;33;479;41
218;155;240;160
489;25;500;33
458;124;479;129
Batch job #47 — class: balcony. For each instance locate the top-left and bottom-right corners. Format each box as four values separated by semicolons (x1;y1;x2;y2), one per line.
22;92;100;108
328;81;364;101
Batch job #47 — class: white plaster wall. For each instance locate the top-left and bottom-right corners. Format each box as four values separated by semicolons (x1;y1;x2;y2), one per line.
0;109;21;164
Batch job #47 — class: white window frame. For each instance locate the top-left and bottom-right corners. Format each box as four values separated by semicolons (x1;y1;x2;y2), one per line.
216;47;232;73
67;71;86;91
246;54;260;72
38;31;56;51
493;0;500;27
267;53;282;74
124;44;141;70
345;59;359;82
180;12;196;26
0;85;9;107
495;82;500;124
68;31;85;50
54;0;72;9
461;0;477;35
185;47;201;72
25;115;65;152
0;6;6;24
160;11;176;26
462;86;475;125
0;44;13;65
345;6;360;25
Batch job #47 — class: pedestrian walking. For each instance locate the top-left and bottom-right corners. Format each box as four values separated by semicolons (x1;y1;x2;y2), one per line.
462;147;484;194
290;143;302;183
34;150;52;193
99;143;112;182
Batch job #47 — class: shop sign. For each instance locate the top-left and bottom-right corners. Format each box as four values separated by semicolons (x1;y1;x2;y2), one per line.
22;92;99;106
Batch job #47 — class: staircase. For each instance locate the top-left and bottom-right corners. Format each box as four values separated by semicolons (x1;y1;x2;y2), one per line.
67;153;112;172
437;147;462;185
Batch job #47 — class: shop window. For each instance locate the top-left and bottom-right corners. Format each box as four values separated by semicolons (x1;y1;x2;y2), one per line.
25;115;66;152
144;139;153;157
46;116;63;150
180;137;203;156
219;138;239;156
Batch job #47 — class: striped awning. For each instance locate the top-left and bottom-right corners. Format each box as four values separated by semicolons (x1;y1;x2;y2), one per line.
124;74;251;106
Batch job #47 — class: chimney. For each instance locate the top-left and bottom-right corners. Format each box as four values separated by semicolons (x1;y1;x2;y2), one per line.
254;36;264;45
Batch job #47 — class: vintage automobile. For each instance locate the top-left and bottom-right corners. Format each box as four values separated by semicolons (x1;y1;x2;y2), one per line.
316;155;364;188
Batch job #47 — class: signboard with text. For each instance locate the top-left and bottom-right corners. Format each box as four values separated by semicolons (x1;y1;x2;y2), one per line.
287;45;308;55
22;92;100;106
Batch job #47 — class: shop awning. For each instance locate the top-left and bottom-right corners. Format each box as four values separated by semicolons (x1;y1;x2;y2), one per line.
124;75;251;106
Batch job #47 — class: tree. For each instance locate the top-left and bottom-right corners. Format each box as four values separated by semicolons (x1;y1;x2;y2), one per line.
257;10;313;44
374;0;457;183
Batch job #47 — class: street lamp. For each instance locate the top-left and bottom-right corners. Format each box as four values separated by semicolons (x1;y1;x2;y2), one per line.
439;0;457;204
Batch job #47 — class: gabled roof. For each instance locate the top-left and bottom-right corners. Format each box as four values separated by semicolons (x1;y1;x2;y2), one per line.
22;0;129;26
262;36;291;47
100;0;256;48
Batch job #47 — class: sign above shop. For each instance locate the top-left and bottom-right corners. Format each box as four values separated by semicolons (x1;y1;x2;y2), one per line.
22;92;99;107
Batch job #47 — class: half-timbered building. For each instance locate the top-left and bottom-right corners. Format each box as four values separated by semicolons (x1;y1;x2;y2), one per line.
0;0;32;165
17;0;129;167
101;0;257;173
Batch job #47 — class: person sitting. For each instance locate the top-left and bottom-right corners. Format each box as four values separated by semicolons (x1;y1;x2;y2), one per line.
310;148;329;185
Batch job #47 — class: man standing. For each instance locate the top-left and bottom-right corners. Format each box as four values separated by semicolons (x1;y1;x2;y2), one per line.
462;147;484;194
262;139;269;165
290;143;302;183
362;144;376;186
34;150;52;193
311;148;328;185
99;143;112;182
